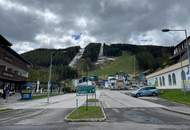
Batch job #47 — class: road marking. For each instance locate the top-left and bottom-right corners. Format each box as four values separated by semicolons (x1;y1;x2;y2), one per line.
105;101;111;108
0;109;46;123
113;108;120;113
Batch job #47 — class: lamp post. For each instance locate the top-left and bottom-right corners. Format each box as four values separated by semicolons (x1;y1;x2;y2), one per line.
47;50;66;103
47;52;53;103
162;29;189;93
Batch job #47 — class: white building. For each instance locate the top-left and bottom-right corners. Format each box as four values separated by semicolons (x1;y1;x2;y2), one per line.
146;36;190;89
146;59;189;89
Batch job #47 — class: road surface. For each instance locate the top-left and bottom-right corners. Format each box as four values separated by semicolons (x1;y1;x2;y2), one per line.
0;90;190;130
4;93;92;109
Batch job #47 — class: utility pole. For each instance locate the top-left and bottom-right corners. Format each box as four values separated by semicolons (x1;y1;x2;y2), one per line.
134;55;136;79
47;53;53;103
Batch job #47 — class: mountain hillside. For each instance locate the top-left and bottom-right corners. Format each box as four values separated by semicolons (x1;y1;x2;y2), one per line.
21;46;80;68
21;46;80;82
82;43;101;62
21;43;174;81
90;52;138;77
103;44;174;71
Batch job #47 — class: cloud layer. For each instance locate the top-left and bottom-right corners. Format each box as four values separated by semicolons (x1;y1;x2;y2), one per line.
0;0;190;53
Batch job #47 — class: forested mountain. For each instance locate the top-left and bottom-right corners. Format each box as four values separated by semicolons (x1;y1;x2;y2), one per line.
103;44;174;71
82;43;101;62
21;46;80;82
22;43;174;81
21;46;80;67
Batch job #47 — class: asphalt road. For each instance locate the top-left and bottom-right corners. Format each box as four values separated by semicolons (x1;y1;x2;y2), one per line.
0;90;190;130
3;93;90;109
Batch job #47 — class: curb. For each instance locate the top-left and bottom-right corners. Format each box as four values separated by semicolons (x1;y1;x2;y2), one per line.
161;107;190;116
0;108;12;113
64;101;106;122
127;93;190;116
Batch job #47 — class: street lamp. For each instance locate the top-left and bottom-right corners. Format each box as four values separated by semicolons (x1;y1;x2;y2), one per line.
47;52;54;103
161;29;170;32
47;50;67;103
162;28;190;93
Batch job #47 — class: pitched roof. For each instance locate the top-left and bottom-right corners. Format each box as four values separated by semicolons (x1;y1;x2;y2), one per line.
175;35;190;48
0;34;12;46
0;35;31;66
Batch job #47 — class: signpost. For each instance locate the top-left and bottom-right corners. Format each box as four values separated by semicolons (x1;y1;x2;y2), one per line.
76;85;96;95
76;85;96;110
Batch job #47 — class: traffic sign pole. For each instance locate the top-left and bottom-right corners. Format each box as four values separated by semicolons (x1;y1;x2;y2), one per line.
95;93;96;106
86;94;88;110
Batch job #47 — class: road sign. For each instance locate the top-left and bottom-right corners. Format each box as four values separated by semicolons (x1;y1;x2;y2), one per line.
76;85;96;95
76;85;96;110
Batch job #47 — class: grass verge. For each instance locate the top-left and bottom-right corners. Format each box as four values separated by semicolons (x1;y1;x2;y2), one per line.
159;89;190;105
67;106;104;120
0;108;12;112
32;93;62;100
19;93;63;101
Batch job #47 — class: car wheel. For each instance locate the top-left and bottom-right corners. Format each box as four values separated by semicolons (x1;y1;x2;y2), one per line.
152;92;157;96
136;93;141;98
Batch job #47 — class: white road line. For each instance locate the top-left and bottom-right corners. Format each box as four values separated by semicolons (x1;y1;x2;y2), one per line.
100;90;165;108
113;108;120;113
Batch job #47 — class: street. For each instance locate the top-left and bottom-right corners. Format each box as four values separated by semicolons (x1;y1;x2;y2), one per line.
0;90;190;130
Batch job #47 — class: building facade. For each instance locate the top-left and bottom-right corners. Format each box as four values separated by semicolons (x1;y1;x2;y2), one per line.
146;36;190;89
146;60;189;89
0;35;31;92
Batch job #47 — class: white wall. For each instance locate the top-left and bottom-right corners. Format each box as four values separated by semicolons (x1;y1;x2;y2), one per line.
147;66;188;89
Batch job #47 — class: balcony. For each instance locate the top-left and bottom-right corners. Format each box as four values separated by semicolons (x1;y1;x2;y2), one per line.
0;69;27;82
170;49;186;60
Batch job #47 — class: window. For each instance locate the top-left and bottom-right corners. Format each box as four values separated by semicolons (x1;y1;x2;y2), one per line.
172;73;176;85
0;65;6;71
159;77;162;86
144;87;149;90
7;68;13;72
168;74;172;86
155;78;158;86
149;87;156;89
181;70;186;80
162;76;165;86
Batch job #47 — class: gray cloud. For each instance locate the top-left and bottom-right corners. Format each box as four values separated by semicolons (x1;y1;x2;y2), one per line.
0;0;190;53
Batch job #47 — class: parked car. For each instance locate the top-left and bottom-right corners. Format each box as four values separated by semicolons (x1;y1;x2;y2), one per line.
131;84;140;90
131;86;159;97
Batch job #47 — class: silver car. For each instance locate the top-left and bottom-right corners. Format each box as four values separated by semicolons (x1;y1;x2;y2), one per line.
131;86;159;97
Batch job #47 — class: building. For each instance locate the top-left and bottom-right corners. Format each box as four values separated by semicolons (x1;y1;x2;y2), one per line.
0;35;31;93
170;36;190;62
146;36;190;89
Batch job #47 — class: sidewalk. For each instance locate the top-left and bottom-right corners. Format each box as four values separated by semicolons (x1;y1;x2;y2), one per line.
139;96;190;116
164;106;190;115
0;93;20;105
0;90;101;109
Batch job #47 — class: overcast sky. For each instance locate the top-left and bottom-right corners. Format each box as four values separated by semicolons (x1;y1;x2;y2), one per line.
0;0;190;53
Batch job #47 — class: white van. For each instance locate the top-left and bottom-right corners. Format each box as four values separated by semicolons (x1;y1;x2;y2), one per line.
108;76;116;89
